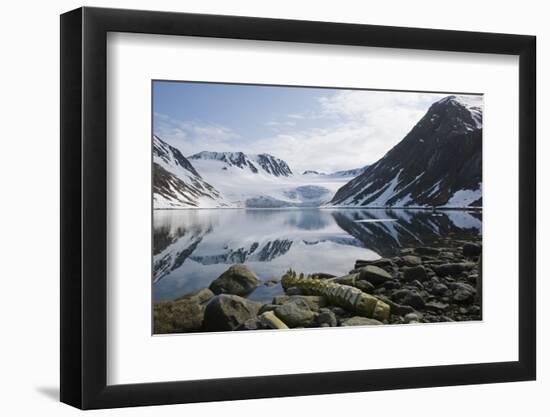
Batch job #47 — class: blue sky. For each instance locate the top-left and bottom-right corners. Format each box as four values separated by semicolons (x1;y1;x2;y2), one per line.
153;81;482;173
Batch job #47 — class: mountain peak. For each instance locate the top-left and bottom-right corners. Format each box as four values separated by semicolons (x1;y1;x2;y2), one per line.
330;95;483;208
189;150;293;177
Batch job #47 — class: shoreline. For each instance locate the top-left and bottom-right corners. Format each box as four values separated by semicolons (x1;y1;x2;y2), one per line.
154;237;482;334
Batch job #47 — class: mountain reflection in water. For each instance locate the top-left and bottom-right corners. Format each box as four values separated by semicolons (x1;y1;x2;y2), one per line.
153;208;481;302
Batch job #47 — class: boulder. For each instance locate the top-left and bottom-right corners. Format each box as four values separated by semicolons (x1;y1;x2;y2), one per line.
377;295;415;316
331;273;359;286
425;301;449;312
153;298;205;334
274;299;316;328
451;282;477;304
316;308;337;327
463;242;482;257
259;311;289;329
401;255;422;266
272;295;326;311
359;265;392;286
236;318;262;331
414;247;440;256
404;312;421;323
355;279;375;293
434;262;476;277
341;316;383;326
175;288;214;304
209;264;261;296
391;289;426;310
355;258;394;269
203;294;262;331
402;265;428;282
431;282;449;296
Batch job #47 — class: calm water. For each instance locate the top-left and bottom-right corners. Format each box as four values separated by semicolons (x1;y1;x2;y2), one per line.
153;208;481;303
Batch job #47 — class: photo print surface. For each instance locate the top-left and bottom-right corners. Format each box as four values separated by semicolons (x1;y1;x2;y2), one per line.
152;81;483;334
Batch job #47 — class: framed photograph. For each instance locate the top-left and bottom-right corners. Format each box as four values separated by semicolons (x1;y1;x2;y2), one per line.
60;6;536;409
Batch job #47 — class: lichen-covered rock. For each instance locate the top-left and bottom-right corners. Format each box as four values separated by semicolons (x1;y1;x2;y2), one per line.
154;298;205;334
175;288;214;304
274;299;316;328
281;270;390;321
272;295;326;311
331;273;359;287
341;316;383;326
209;264;261;296
359;265;392;286
203;294;262;331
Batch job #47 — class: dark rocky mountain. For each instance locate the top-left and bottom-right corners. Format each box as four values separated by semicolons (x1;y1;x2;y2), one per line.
189;151;293;177
330;96;482;207
153;135;228;208
331;209;481;257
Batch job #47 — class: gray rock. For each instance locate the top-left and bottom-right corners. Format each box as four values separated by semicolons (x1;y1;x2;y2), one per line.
355;258;394;269
285;287;303;296
414;247;440;256
403;265;428;282
237;317;262;331
377;295;416;316
331;273;359;286
359;265;392;286
404;312;421;323
425;301;449;312
316;308;337;327
209;264;261;296
434;262;476;277
341;316;383;326
391;289;425;309
274;299;316;328
452;282;477;303
259;311;289;329
463;242;482;257
311;272;336;279
401;255;422;266
154;298;205;334
431;282;449;296
175;288;215;304
203;294;262;331
272;295;326;311
355;279;375;293
258;303;279;314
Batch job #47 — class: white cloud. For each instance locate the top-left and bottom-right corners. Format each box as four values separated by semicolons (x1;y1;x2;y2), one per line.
154;112;240;156
154;91;481;174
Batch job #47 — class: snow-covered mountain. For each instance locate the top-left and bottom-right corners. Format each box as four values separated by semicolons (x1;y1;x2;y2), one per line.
187;151;349;207
153;135;229;208
327;166;369;178
330;96;482;208
302;166;369;178
189;151;292;177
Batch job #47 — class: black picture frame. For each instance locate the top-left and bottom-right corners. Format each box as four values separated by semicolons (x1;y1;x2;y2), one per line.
60;6;536;410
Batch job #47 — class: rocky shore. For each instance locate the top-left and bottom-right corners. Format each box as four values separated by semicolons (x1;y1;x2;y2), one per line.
154;238;482;333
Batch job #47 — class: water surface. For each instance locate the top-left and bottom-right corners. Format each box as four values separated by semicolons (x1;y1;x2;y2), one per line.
153;208;481;303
